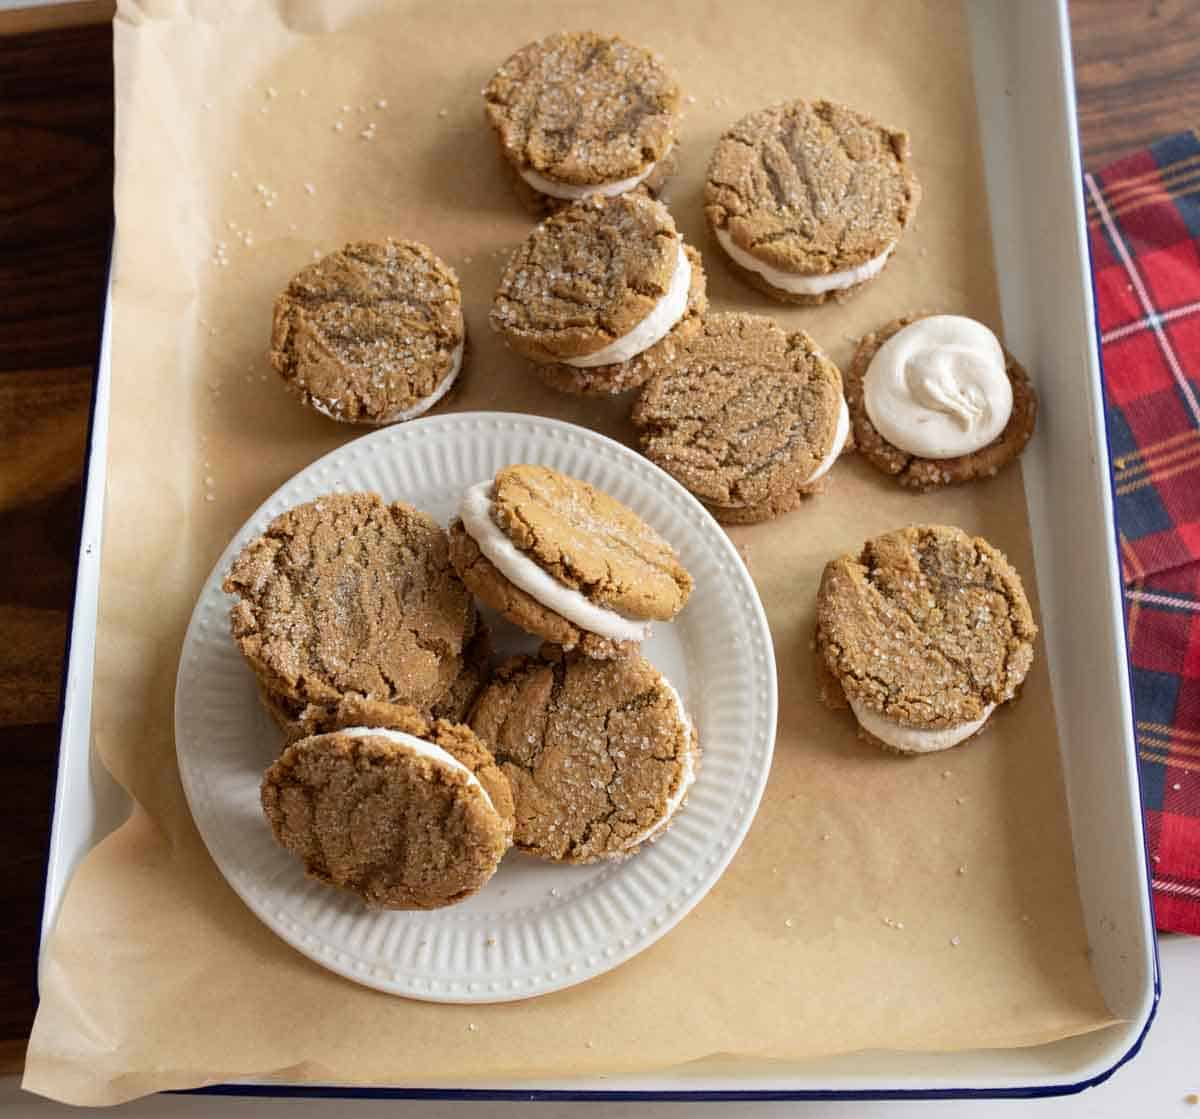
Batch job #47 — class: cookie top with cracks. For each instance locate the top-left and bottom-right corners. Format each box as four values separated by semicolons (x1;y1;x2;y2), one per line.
224;492;474;712
468;649;695;862
491;193;684;363
815;524;1037;728
633;312;844;510
704;99;920;273
484;31;680;186
489;464;692;620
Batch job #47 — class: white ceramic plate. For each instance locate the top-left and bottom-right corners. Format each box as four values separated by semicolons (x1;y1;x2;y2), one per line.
175;412;777;1003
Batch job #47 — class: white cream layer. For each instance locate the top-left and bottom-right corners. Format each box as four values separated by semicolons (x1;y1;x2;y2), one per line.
847;698;995;754
805;397;850;485
715;227;894;295
862;315;1012;459
564;243;691;368
459;482;651;644
626;678;697;848
337;726;495;811
518;148;667;200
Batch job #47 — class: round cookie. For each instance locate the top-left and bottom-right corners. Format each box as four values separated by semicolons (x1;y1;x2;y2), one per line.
468;649;697;862
449;464;693;659
846;314;1038;489
484;31;681;213
490;194;707;396
815;524;1038;754
704;99;920;305
224;492;475;714
632;313;850;523
261;711;514;909
270;239;464;424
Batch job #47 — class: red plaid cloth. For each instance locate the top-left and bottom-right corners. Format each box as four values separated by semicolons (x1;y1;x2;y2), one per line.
1087;129;1200;934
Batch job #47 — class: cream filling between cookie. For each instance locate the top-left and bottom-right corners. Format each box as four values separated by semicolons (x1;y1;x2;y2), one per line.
862;315;1012;459
804;397;851;485
847;697;996;754
518;146;669;200
715;227;893;295
459;482;652;644
337;726;495;812
624;678;697;848
563;243;691;369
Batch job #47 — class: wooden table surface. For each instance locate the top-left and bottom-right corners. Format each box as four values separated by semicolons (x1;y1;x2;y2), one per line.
1;0;1198;1079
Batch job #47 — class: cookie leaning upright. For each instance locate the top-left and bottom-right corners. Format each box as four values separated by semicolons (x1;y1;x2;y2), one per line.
469;648;698;863
633;312;851;524
845;314;1037;489
705;99;920;304
261;706;514;909
483;31;682;216
490;193;707;396
270;239;464;424
815;525;1037;754
449;465;692;658
223;492;476;722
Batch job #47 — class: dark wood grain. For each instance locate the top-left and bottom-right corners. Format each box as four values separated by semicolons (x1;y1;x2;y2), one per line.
0;19;112;1073
0;0;1196;1080
1071;0;1200;168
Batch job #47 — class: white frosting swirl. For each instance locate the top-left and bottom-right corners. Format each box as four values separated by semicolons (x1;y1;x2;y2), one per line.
862;316;1012;459
458;482;651;645
518;147;668;201
847;699;995;754
715;227;893;295
564;243;690;368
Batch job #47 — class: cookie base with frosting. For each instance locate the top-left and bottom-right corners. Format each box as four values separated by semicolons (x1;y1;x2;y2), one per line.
846;314;1038;489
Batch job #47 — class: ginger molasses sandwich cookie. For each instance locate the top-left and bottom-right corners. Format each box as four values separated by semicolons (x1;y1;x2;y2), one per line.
704;99;920;304
448;464;693;659
815;525;1038;755
483;31;682;216
261;709;514;910
845;313;1038;489
269;239;464;424
632;312;850;524
468;648;697;863
490;193;707;396
223;492;476;720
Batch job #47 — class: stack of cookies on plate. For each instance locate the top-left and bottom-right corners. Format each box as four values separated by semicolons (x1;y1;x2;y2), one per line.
224;466;698;909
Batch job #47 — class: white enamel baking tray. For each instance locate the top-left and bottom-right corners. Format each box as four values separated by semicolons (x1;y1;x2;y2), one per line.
40;0;1158;1099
